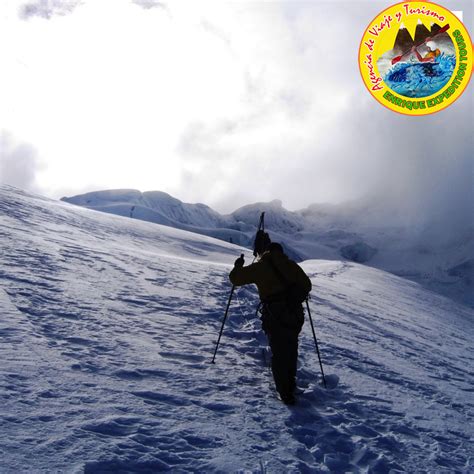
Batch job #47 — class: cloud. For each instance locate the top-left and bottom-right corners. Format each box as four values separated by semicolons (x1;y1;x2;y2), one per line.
0;132;42;192
131;0;167;11
200;19;232;49
171;1;473;245
329;93;473;245
19;0;83;20
176;81;472;240
173;3;378;205
3;0;472;245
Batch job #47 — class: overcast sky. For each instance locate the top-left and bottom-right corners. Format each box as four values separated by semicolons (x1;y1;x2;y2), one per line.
0;0;472;224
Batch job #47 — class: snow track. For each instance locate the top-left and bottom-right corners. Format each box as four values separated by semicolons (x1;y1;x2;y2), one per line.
1;185;473;472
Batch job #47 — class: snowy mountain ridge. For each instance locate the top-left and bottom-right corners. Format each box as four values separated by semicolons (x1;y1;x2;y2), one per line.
1;184;473;472
62;188;474;308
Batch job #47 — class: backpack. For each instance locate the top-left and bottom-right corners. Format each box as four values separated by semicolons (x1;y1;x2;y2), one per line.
260;255;308;330
267;256;309;307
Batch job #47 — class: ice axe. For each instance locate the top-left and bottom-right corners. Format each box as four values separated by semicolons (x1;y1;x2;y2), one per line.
391;24;450;65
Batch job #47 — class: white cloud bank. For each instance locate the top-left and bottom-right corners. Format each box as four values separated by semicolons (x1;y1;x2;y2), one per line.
0;132;42;192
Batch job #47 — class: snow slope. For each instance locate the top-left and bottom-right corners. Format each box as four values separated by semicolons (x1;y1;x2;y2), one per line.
62;190;474;308
2;185;473;472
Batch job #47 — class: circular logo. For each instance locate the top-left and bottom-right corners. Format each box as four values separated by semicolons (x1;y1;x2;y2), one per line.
359;1;472;115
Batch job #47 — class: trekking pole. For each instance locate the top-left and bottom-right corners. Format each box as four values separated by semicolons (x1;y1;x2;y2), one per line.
305;298;327;388
211;285;235;363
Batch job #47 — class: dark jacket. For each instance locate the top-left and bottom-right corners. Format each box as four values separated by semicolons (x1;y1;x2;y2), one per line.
229;250;312;301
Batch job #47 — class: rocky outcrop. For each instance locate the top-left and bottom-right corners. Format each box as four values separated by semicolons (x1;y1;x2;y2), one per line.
393;25;413;52
393;22;444;52
414;22;431;44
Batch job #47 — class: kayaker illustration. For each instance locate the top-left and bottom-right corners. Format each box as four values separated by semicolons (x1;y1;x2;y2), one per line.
411;40;441;63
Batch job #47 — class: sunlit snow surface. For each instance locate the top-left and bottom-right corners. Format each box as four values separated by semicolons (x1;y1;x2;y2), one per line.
1;185;473;472
384;54;456;98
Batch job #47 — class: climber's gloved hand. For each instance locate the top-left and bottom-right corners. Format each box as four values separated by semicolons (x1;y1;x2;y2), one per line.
234;254;245;268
